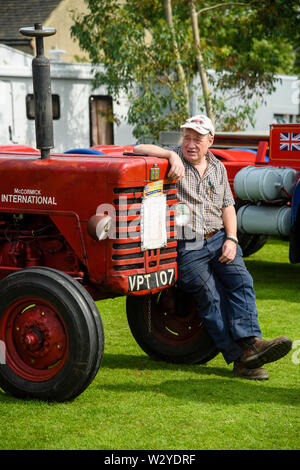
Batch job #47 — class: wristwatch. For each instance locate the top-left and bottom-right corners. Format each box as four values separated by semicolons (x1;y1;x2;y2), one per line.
226;235;239;244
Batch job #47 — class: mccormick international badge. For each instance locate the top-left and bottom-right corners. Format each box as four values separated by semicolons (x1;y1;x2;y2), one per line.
143;179;164;198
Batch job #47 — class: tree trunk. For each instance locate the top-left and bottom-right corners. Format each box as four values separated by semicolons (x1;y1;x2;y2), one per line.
188;0;215;127
164;0;190;116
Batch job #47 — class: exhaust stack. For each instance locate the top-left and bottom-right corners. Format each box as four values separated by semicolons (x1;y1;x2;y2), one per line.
19;24;56;159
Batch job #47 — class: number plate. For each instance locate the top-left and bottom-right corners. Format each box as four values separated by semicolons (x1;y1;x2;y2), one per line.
128;268;175;292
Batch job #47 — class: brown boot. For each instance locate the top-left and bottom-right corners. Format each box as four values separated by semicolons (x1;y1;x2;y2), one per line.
233;361;269;380
239;336;292;369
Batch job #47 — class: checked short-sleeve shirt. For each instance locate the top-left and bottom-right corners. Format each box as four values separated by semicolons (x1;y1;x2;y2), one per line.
169;146;235;238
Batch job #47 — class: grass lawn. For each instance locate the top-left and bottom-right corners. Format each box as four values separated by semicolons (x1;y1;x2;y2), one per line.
0;238;299;450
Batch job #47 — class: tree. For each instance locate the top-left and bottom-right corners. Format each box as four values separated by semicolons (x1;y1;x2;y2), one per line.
164;0;190;115
189;0;215;126
72;0;194;141
71;0;299;141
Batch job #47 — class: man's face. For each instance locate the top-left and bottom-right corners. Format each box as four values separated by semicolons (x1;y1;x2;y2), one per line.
182;128;214;165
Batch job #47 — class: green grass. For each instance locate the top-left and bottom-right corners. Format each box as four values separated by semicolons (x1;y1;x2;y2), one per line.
0;238;299;450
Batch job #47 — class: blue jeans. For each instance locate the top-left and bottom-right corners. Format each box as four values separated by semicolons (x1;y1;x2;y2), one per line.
177;230;262;364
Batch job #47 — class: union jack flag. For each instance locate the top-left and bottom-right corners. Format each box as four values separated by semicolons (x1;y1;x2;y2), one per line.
280;133;300;151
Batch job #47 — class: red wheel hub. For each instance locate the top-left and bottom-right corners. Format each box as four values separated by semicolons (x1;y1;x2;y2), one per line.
1;299;69;381
148;289;205;345
24;331;41;348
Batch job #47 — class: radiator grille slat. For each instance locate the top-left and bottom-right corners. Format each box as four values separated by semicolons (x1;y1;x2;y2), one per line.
112;183;177;272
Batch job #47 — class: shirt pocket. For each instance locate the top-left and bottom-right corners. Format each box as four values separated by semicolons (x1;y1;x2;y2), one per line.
207;182;223;207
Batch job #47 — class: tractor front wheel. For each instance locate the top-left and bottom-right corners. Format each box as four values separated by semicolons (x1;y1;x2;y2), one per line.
0;267;104;402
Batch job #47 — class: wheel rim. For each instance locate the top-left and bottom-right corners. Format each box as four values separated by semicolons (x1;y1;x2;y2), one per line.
147;289;205;346
0;297;69;382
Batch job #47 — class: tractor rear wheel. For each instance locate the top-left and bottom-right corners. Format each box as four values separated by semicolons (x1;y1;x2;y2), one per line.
238;232;269;258
126;286;218;364
0;267;104;402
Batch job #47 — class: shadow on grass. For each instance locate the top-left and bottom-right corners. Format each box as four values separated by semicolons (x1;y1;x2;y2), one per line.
0;352;298;407
101;352;225;373
245;259;300;282
0;391;24;404
98;377;299;406
245;260;300;296
99;354;299;406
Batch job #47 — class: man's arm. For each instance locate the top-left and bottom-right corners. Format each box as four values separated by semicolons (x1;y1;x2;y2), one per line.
219;205;238;264
134;144;185;180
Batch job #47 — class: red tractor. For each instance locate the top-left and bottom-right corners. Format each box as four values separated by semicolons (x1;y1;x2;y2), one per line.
0;25;216;402
1;24;298;403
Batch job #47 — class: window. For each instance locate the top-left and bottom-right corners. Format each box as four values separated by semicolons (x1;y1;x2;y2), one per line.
89;96;114;146
26;94;60;120
273;113;300;124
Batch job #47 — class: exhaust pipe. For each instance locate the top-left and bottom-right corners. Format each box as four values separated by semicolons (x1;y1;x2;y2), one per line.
19;24;56;159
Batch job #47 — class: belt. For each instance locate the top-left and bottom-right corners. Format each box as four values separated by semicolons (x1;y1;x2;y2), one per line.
203;230;219;239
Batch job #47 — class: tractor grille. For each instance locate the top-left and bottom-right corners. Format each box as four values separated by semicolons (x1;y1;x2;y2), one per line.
111;183;177;272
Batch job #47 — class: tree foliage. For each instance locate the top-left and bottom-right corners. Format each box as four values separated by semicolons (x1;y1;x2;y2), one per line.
71;0;299;142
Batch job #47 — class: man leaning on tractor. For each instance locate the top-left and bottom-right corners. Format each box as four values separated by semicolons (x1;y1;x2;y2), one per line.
134;114;293;380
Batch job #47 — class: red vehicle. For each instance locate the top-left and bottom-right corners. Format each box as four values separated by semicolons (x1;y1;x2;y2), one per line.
211;127;300;262
0;25;217;402
1;25;298;403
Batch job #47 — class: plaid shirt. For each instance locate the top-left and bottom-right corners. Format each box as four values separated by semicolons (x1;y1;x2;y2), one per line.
169;146;235;238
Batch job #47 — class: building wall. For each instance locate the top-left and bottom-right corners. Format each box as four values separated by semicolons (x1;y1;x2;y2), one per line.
32;0;90;63
254;75;300;130
0;45;134;151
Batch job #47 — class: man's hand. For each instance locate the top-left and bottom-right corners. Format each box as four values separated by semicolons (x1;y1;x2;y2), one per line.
167;152;185;180
219;239;237;264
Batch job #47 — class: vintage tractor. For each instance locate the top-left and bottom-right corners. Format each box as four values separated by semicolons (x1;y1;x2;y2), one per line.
186;129;300;260
216;128;300;263
0;25;216;402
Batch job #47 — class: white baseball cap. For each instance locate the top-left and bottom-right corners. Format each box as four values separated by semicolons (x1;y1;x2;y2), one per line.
180;114;215;136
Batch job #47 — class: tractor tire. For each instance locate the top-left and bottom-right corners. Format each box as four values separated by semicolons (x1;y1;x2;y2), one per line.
235;199;268;258
238;232;269;258
0;267;104;402
27;266;104;393
126;286;218;364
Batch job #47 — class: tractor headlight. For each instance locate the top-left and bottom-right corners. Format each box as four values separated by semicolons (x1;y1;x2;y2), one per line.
87;214;112;241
